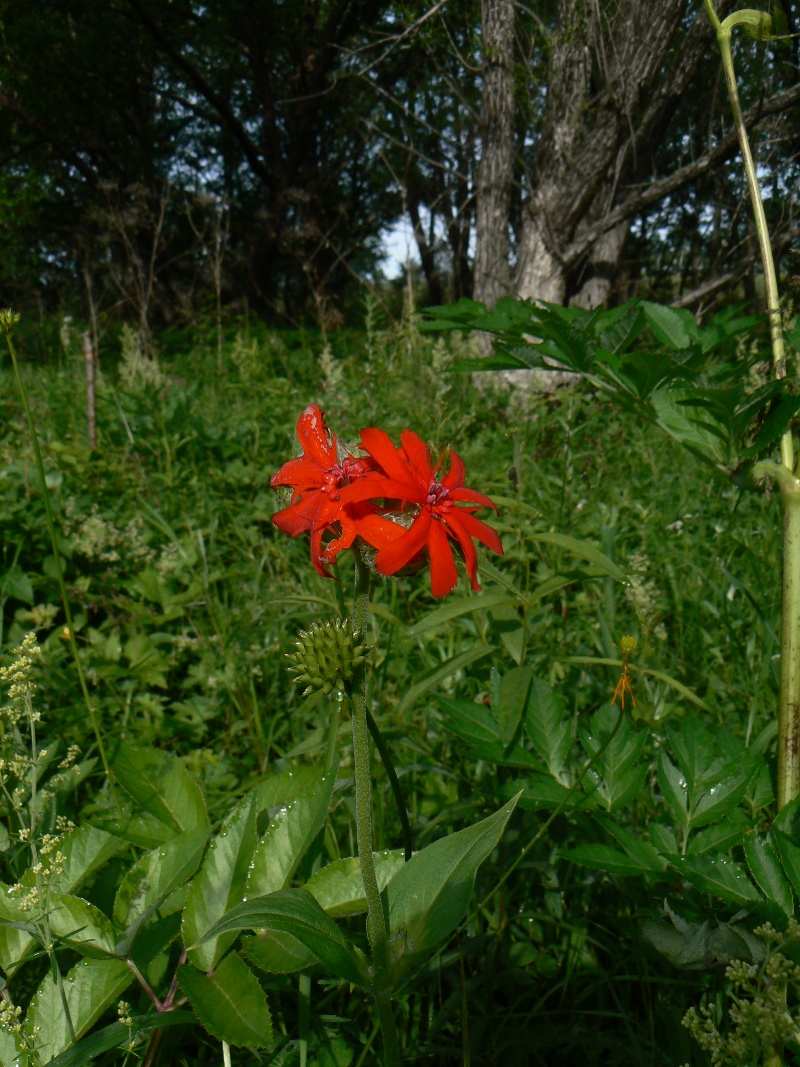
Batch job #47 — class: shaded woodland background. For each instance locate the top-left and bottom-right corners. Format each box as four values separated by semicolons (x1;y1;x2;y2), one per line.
0;0;798;335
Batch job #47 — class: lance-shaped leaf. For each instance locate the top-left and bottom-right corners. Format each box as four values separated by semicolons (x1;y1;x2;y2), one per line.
658;750;689;830
304;851;405;917
524;676;571;778
194;888;371;987
672;854;762;905
254;766;326;813
743;834;793;915
111;742;209;833
183;793;258;971
495;666;532;748
385;794;519;970
242;930;318;974
48;895;117;958
179;953;272;1048
114;827;209;954
24;957;133;1063
246;772;336;898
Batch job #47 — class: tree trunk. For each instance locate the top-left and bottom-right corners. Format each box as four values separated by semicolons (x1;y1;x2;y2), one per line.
474;0;514;308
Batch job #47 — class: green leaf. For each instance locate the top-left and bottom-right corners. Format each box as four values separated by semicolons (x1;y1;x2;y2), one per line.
396;645;494;716
48;1011;195;1067
406;591;516;637
524;676;571;778
114;827;209;953
691;770;756;829
49;895;117;958
196;888;371;987
596;817;668;872
386;794;519;969
304;852;405;917
183;792;258;971
0;1028;19;1066
246;772;336;898
242;930;318;974
581;706;647;812
773;830;800;898
437;695;502;748
111;742;209;833
658;750;689;829
179;953;272;1048
501;774;592;812
673;854;762;905
743;834;793;915
91;810;174;849
529;532;628;583
564;843;656;877
254;766;327;812
642;301;695;349
688;813;748;855
24;958;133;1063
496;666;532;747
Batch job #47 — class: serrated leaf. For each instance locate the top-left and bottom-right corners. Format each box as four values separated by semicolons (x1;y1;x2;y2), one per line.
246;772;335;898
524;677;571;778
196;888;371;987
114;827;209;953
658;750;689;829
743;834;793;915
691;770;756;829
437;695;502;748
673;854;762;905
642;301;695;349
496;666;531;747
24;957;132;1063
501;774;593;812
304;852;405;917
386;794;519;971
49;895;117;958
688;813;747;855
183;793;258;971
242;930;318;974
111;742;209;833
774;830;800;897
179;954;272;1048
581;706;647;812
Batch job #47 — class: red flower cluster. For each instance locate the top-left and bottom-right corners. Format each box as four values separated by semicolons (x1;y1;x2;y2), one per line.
271;404;503;597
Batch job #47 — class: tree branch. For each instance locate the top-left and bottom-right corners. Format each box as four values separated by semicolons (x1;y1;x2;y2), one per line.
564;82;800;267
0;91;100;186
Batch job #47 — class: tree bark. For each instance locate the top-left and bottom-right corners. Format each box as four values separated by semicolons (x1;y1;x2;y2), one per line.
474;0;514;308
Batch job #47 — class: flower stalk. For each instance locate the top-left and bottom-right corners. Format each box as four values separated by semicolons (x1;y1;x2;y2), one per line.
347;552;401;1066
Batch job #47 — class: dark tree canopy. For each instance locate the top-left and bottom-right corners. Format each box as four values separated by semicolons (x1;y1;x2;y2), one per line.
0;0;797;327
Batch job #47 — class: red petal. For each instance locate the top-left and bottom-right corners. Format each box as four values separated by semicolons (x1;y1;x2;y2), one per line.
450;508;503;555
449;486;498;510
428;517;459;597
441;449;466;489
297;404;338;468
310;526;334;579
339;474;423;506
399;430;433;485
359;427;418;488
272;501;314;536
375;510;432;575
271;456;324;490
444;511;479;590
352;512;406;550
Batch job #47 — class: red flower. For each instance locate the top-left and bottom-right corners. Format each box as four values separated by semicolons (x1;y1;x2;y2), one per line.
340;428;503;597
271;405;401;577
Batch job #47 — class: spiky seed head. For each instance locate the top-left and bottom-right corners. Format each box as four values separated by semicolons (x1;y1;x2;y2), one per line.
285;618;367;697
620;635;638;655
0;309;20;336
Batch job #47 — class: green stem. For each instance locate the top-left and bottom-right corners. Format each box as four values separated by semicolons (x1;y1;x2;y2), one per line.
366;708;413;862
713;8;793;471
348;553;401;1067
4;328;115;795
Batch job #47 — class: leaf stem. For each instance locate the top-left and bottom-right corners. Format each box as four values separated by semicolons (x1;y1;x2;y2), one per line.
348;552;401;1066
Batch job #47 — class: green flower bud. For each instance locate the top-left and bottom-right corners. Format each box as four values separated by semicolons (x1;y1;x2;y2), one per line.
286;618;368;697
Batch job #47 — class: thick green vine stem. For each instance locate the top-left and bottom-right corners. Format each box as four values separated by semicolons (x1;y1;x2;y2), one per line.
348;552;401;1066
706;2;793;471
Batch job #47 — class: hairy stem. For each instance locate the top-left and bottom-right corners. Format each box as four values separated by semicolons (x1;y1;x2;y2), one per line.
349;553;401;1066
